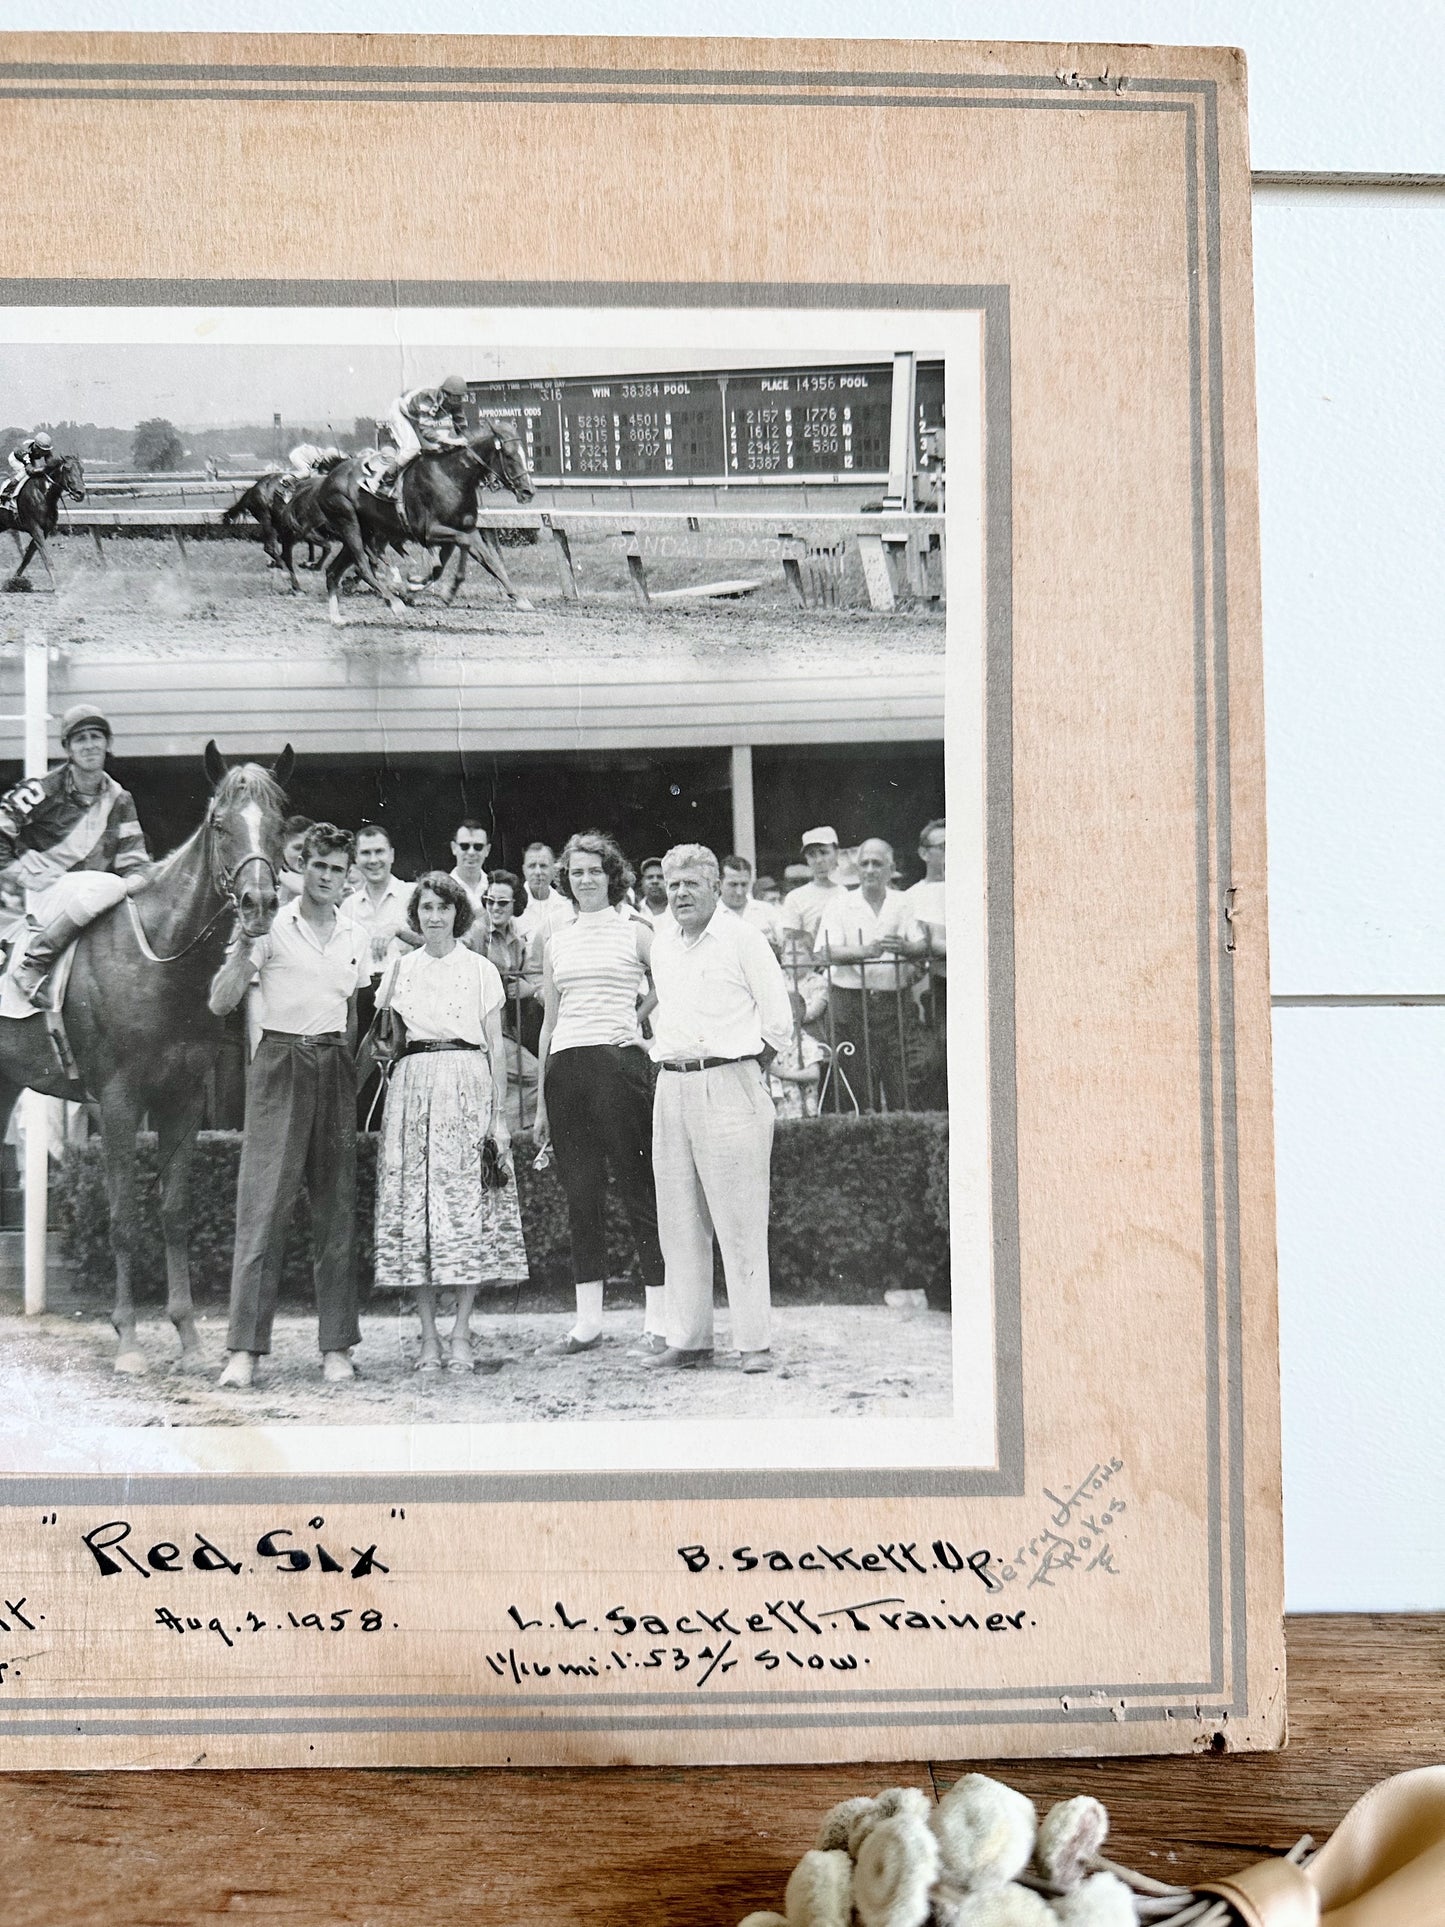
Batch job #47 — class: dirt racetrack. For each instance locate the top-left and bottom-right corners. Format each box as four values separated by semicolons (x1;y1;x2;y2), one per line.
1;532;944;670
0;1292;951;1435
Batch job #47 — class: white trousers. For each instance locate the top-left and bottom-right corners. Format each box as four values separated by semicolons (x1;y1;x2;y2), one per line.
386;407;422;463
652;1058;775;1354
29;870;128;926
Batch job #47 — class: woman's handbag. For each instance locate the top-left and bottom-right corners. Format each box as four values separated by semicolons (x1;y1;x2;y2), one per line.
356;957;407;1123
480;1133;512;1191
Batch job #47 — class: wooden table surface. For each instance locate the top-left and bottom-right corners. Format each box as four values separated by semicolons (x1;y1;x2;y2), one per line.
2;1614;1440;1926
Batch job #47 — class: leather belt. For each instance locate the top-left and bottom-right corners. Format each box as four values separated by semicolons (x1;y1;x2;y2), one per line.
657;1054;760;1073
398;1039;480;1059
262;1029;348;1046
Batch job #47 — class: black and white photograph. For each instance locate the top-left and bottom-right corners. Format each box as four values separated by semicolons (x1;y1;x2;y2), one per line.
0;302;986;1478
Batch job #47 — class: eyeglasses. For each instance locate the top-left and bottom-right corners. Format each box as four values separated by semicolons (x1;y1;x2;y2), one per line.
453;841;487;853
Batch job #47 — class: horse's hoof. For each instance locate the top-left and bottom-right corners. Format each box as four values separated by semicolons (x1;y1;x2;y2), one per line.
386;600;409;618
514;596;535;613
114;1349;149;1376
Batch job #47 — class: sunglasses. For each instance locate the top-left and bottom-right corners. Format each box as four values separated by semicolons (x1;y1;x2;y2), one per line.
453;841;488;852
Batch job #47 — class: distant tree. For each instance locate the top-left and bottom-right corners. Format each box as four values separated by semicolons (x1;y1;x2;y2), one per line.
132;417;185;471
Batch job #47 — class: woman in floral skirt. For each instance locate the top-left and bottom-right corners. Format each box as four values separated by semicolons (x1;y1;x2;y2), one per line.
373;870;528;1372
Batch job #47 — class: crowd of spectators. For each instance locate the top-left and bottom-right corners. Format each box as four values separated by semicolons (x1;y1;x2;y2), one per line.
282;813;949;1125
208;815;947;1387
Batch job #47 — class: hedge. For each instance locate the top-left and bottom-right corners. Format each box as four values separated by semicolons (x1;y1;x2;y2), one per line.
53;1111;950;1310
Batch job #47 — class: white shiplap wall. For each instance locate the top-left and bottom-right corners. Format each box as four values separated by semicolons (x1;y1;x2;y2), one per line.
13;0;1445;1610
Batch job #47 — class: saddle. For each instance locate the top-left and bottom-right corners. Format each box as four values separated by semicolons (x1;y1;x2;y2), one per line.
356;450;399;499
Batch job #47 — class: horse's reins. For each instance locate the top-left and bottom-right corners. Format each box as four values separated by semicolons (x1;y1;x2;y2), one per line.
126;845;278;965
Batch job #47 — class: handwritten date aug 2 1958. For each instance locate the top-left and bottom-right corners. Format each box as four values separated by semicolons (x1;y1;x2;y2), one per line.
0;1465;1124;1689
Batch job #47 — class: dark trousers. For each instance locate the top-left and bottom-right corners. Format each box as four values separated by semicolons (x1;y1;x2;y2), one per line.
227;1033;361;1356
544;1044;665;1290
828;985;914;1113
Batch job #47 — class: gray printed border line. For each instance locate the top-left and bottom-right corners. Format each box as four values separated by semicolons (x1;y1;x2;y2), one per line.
0;66;1247;1737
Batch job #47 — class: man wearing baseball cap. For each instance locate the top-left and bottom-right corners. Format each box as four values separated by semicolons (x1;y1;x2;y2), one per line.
781;825;851;941
0;704;151;1004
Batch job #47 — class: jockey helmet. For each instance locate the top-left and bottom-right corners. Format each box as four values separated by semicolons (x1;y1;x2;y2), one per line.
31;430;52;451
440;374;467;399
60;703;113;747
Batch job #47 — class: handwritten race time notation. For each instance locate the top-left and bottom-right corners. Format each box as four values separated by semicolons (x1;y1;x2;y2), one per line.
0;1466;1125;1702
466;361;945;485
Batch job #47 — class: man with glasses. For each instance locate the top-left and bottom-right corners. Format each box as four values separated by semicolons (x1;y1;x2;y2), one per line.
448;819;491;919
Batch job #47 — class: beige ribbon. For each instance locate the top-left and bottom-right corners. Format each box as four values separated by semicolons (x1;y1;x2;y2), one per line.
1197;1767;1445;1925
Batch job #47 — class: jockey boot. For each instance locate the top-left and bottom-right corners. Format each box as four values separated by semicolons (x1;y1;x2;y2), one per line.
12;909;88;1006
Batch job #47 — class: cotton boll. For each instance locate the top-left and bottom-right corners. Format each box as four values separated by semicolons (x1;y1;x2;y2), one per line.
817;1795;878;1853
949;1883;1056;1926
1035;1797;1110;1891
930;1775;1038;1890
784;1848;853;1927
848;1786;931;1857
927;1881;971;1927
853;1812;941;1927
1052;1871;1136;1927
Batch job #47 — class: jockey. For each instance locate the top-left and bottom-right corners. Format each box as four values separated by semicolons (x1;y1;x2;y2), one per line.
276;442;342;503
387;376;470;467
285;442;342;477
0;705;151;1005
3;430;53;503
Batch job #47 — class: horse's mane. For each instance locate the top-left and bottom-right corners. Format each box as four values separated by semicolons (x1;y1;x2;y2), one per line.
213;762;288;817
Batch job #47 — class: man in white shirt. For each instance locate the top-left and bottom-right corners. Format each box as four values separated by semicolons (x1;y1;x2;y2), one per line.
448;818;491;915
720;853;785;953
813;836;927;1113
208;824;371;1389
645;843;793;1375
635;856;674;930
514;840;576;953
900;818;948;1106
347;823;418;1124
347;823;417;976
781;825;851;939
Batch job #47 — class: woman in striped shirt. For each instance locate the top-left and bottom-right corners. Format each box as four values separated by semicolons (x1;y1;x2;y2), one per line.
532;830;668;1355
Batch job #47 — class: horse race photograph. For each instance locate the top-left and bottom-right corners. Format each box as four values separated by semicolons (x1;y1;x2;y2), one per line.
0;301;983;1485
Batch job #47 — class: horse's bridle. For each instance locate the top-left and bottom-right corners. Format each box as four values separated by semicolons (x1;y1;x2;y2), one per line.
472;424;533;498
50;458;85;504
127;814;279;965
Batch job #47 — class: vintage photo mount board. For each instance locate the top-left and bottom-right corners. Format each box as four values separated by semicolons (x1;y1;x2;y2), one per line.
0;34;1283;1769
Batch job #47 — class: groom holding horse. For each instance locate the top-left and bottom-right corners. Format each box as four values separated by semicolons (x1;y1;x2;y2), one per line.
0;705;151;1005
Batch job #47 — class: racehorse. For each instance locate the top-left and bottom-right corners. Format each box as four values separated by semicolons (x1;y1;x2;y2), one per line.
0;743;292;1373
223;468;336;592
0;452;86;591
316;421;536;626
